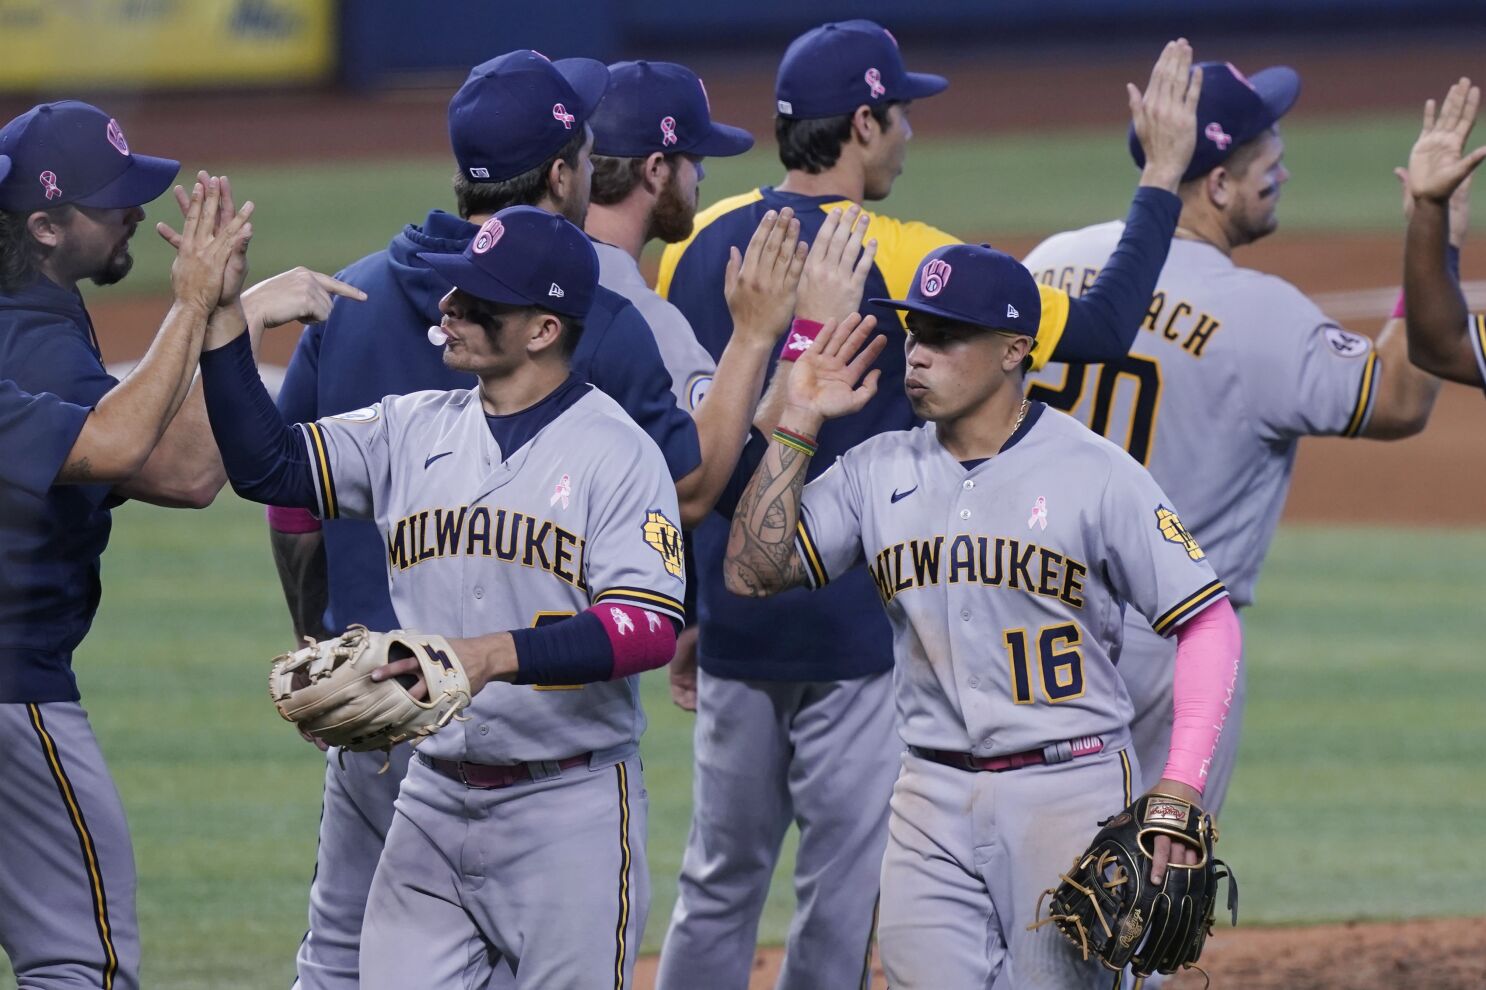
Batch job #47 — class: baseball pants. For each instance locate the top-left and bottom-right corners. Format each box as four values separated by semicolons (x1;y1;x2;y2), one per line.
879;743;1138;990
361;751;648;990
655;669;899;990
1118;611;1247;816
0;702;140;990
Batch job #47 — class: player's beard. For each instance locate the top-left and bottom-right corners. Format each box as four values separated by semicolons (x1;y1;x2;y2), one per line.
647;171;696;244
90;245;134;286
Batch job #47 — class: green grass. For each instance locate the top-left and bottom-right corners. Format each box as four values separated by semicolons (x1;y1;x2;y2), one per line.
0;500;1481;988
94;111;1424;302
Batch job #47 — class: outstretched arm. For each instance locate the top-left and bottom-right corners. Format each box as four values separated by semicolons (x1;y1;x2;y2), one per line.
725;314;885;597
1404;78;1486;386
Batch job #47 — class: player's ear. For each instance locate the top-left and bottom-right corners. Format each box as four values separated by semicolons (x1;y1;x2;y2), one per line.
850;105;878;145
1205;167;1232;210
25;208;67;249
525;311;565;356
643;152;669;194
1002;334;1033;373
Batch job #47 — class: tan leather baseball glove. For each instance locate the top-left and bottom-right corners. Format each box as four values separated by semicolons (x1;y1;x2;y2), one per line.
269;625;471;756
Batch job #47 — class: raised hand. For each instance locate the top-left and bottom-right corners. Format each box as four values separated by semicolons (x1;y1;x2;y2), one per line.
796;205;877;324
158;170;252;307
242;266;368;330
784;313;887;425
160;177;254;315
1130;39;1203;191
725;207;808;346
1396;163;1473;248
1406;77;1486;204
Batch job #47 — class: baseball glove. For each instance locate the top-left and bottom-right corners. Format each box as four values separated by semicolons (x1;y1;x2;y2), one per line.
268;625;471;757
1030;792;1238;986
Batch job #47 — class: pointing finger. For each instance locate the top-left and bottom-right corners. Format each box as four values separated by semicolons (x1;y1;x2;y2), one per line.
313;271;369;302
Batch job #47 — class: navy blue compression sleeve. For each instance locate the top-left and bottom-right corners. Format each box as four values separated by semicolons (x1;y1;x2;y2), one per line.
1054;186;1182;363
509;612;614;686
199;332;318;508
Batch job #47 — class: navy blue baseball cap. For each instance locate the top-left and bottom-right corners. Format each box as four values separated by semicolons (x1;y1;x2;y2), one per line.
449;50;611;184
1130;61;1300;183
0;155;10;187
871;244;1042;337
418;205;598;320
0;101;179;213
591;60;753;159
775;20;947;120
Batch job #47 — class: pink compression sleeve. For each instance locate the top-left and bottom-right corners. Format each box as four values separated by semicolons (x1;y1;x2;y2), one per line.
266;505;321;534
591;603;678;679
1161;597;1242;794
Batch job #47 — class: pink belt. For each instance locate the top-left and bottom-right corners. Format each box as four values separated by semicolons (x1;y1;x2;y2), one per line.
419;752;591;789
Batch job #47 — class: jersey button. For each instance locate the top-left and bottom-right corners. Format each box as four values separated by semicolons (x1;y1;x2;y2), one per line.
969;676;980;688
478;724;490;736
959;509;971;520
473;587;484;600
960;609;971;621
963;480;974;490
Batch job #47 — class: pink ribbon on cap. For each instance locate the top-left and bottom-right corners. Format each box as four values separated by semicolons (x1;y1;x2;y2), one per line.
39;171;62;200
552;103;575;129
660;116;678;147
1204;122;1233;150
865;67;885;98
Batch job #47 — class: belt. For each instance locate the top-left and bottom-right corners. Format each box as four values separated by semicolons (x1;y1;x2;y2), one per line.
910;735;1104;773
418;752;592;789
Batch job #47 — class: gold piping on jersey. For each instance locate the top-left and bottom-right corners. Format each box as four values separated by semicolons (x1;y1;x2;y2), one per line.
1343;352;1379;438
858;895;881;990
1119;750;1133;806
612;761;634;990
1473;314;1486;378
655;188;767;300
1152;580;1227;636
796;519;829;589
304;423;338;519
593;587;685;624
26;705;119;989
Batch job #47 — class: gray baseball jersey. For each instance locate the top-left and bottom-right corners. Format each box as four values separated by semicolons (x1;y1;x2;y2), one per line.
595;241;716;411
1023;223;1378;607
299;384;686;763
795;404;1228;757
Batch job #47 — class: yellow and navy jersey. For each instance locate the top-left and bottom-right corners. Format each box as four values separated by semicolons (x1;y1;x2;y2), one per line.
658;187;1075;684
1471;312;1486;391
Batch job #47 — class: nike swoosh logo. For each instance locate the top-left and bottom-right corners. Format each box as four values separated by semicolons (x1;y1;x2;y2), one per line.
890;486;917;504
423;451;454;469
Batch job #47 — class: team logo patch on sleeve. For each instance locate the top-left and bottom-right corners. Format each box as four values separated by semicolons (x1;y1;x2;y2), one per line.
1156;505;1205;560
1323;324;1370;358
329;406;379;423
686;373;713;411
642;510;684;577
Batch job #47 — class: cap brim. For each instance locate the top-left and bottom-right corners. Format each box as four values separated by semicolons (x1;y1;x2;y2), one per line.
418;251;535;308
74;154;180;209
869;296;973;324
0;155;10;186
688;122;755;158
1250;66;1300;126
555;58;612;121
900;71;949;102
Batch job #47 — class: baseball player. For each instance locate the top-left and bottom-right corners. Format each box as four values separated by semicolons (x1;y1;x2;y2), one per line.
269;51;803;990
723;246;1241;989
0;100;259;988
199;206;689;989
654;29;1203;990
1402;76;1486;391
1023;60;1443;818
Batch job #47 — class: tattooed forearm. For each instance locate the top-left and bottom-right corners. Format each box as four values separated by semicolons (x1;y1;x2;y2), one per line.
270;528;333;644
56;455;97;485
724;440;811;596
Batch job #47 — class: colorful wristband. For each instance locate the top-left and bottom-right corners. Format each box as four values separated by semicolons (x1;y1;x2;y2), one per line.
779;318;824;362
771;427;818;457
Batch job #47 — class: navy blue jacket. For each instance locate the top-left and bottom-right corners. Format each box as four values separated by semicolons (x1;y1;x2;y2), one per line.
0;275;118;702
276;210;702;635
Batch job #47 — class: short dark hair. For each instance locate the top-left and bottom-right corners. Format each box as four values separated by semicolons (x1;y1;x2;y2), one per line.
0;209;46;292
453;127;588;220
449;290;586;359
776;102;897;174
589;155;649;207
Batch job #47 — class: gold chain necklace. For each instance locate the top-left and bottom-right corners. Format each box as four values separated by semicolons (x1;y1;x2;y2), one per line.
1012;398;1029;433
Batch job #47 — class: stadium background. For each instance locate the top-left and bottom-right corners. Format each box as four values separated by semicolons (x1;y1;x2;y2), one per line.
0;2;1482;986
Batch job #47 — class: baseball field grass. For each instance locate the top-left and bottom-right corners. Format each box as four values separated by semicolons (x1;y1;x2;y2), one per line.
0;498;1480;989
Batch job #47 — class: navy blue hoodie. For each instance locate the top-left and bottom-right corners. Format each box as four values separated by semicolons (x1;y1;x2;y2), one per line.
275;210;700;634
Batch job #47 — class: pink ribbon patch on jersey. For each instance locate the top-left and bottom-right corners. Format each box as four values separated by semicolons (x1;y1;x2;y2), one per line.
106;118;129;156
552;103;575;129
920;258;951;297
865;67;886;99
550;473;571;509
39;171;62;201
660;116;678;147
471;217;505;255
1204;122;1233;150
1027;495;1048;531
